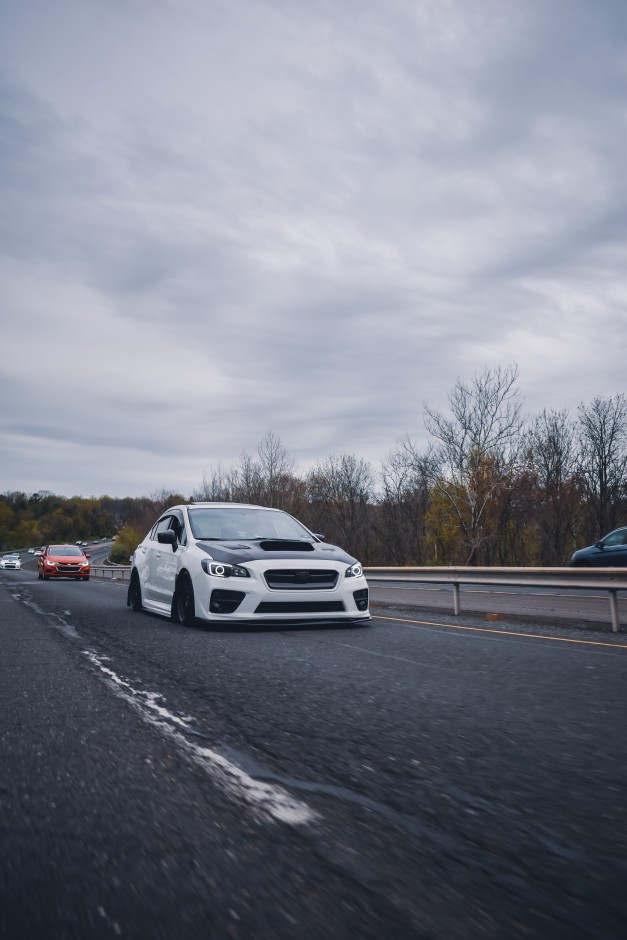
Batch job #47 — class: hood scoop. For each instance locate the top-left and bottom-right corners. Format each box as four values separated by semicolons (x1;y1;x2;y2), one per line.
259;539;315;552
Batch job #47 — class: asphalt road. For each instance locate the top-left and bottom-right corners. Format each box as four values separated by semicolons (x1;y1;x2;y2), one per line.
1;567;626;940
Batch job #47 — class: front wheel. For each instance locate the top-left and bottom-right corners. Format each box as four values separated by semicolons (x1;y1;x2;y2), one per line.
127;571;143;611
172;572;196;626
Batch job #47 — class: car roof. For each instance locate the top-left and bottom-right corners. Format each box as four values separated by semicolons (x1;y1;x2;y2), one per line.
184;502;283;512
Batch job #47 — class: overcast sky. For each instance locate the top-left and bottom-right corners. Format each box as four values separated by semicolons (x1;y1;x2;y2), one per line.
1;0;625;498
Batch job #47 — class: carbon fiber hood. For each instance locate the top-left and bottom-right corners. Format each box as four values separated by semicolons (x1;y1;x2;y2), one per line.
194;539;357;566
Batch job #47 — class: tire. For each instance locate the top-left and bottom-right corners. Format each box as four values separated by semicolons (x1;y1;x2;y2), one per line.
43;575;49;581
127;572;143;611
38;571;43;580
83;576;90;581
172;572;196;626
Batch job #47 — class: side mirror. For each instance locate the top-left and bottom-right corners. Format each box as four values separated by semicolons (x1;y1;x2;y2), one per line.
314;533;326;542
85;553;91;558
595;540;604;548
157;530;177;549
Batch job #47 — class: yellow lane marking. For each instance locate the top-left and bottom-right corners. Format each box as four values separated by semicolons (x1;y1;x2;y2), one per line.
373;614;627;649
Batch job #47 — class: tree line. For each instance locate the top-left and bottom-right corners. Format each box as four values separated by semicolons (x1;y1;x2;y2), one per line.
2;366;625;567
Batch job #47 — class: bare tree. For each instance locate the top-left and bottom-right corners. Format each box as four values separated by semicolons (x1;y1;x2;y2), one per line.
379;437;438;564
229;431;301;510
191;464;237;502
424;364;524;564
576;394;627;538
526;409;580;564
230;451;263;505
306;454;375;560
192;432;302;512
256;430;297;508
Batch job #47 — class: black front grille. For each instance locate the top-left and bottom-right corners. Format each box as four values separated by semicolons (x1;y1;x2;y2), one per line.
264;569;338;591
255;601;345;614
58;564;81;573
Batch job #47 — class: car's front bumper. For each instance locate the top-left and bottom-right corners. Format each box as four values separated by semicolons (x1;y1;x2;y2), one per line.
191;562;370;623
40;565;90;577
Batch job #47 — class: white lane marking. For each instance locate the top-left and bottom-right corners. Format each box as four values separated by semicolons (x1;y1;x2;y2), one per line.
83;651;316;827
12;592;80;637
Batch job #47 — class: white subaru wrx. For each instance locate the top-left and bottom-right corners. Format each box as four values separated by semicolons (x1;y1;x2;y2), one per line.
128;502;370;626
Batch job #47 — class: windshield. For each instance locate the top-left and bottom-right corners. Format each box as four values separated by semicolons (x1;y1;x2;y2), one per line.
188;507;315;542
48;545;85;556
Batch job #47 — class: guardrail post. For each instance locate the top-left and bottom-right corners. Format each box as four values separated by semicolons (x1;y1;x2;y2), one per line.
609;590;620;633
453;583;461;615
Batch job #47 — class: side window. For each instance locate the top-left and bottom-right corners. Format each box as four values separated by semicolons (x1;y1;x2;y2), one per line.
603;530;624;547
170;512;187;547
154;517;173;540
152;513;187;546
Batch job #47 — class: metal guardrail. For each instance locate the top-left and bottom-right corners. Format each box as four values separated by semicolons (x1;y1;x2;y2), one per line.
91;563;626;632
364;566;626;632
91;565;131;582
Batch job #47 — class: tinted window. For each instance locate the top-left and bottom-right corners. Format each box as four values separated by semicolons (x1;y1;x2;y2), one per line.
154;517;174;539
602;529;627;547
188;507;314;541
170;511;187;546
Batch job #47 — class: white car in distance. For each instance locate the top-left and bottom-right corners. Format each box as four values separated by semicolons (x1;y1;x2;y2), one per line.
128;502;370;626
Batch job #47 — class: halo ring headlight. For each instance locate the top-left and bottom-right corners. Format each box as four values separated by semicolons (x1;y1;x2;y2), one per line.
345;563;363;578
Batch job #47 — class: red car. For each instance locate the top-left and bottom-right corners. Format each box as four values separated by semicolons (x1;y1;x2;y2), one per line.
38;544;91;581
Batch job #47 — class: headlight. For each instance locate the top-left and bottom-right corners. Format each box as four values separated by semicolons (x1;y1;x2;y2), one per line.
80;560;89;567
345;563;363;578
201;559;249;578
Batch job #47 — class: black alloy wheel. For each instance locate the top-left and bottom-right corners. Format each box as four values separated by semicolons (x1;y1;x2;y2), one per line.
127;572;143;611
173;572;195;626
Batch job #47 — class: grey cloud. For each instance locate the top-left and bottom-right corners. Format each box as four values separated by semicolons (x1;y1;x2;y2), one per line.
0;0;624;496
